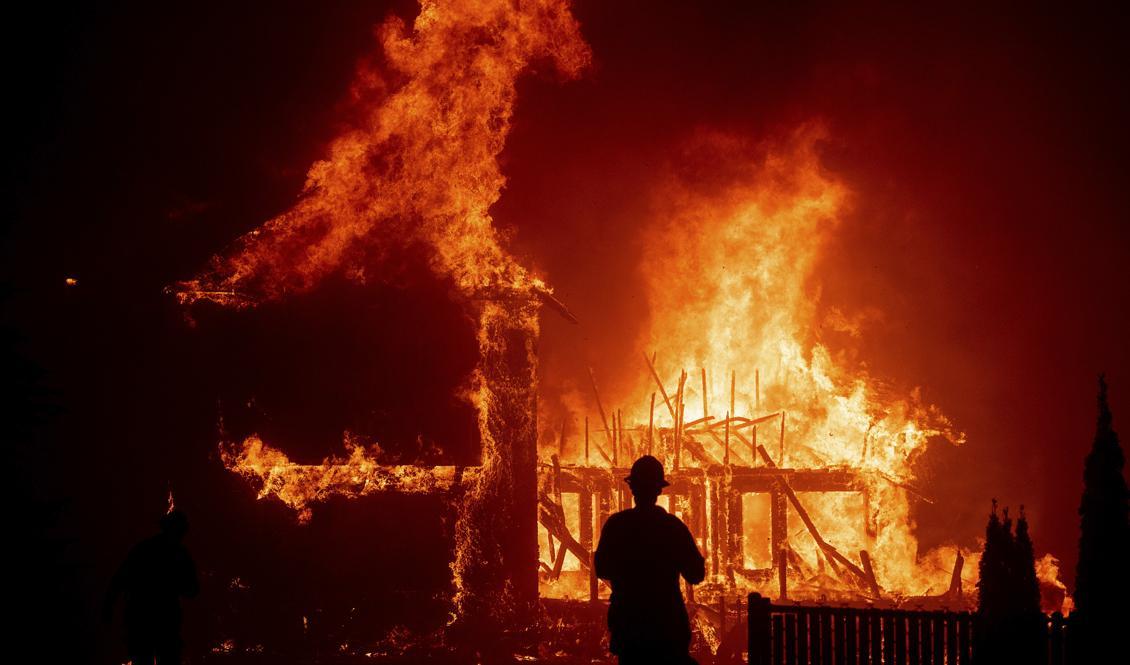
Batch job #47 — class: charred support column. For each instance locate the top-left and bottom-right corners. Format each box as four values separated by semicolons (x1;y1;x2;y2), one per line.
728;486;744;582
709;478;721;578
579;487;596;602
450;299;539;648
770;484;788;600
598;485;611;531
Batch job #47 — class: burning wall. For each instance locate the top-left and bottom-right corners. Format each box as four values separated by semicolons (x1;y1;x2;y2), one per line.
174;0;589;650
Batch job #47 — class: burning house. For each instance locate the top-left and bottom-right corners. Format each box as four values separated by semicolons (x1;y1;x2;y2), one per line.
164;0;1072;660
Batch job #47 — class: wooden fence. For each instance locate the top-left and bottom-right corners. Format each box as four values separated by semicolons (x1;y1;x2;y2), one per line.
747;593;974;665
747;594;1078;665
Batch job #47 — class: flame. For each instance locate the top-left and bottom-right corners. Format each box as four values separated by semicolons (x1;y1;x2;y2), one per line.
220;435;460;523
174;0;589;306
1036;553;1073;615
538;126;973;605
639;126;958;597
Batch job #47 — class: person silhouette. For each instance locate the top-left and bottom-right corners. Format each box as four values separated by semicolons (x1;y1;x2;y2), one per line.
595;455;706;664
104;509;199;665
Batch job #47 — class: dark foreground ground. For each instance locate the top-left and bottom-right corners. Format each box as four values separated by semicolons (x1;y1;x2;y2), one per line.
125;599;742;664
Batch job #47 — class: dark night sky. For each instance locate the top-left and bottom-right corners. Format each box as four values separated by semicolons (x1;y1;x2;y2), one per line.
4;1;1129;660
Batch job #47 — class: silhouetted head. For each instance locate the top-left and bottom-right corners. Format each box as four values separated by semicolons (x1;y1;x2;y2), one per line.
625;455;669;506
160;509;189;540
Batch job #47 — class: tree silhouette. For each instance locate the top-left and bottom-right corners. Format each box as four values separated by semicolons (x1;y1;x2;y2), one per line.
977;499;1009;619
1013;507;1041;615
1073;375;1130;658
976;501;1044;665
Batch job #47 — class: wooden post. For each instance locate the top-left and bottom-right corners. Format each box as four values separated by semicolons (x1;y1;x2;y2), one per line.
894;613;907;665
724;410;731;466
779;411;787;465
584;416;589;464
772;484;788;599
948;552;965;598
644;352;677;419
618;409;628;462
648;393;655;456
945;612;958;665
908;613;920;665
821;610;834;665
748;593;772;665
587;366;615;452
752;423;758;466
729;486;744;579
786;611;799;665
860;550;882;598
598;486;610;531
579;486;595;603
676;402;685;471
558;416;567;460
932;613;944;664
883;610;895;665
709;478;720;578
730;369;736;418
611;409;618;468
719;595;726;645
755;368;760;410
701;367;709;419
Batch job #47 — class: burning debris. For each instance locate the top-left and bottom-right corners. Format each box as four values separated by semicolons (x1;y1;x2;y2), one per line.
535;129;980;624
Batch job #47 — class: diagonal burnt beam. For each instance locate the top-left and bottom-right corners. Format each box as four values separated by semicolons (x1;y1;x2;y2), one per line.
755;444;875;593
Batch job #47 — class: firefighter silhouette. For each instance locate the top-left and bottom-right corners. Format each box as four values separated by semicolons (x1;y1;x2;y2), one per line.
104;509;199;665
595;455;706;664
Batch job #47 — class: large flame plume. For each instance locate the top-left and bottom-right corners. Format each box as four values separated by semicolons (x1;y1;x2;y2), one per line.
175;0;589;307
537;126;977;607
636;126;962;597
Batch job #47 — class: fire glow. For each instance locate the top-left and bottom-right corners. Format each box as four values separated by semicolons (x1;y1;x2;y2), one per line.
171;0;1071;656
536;127;969;606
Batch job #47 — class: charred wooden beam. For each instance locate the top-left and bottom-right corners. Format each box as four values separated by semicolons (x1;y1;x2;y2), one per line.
537;496;590;572
644;352;677;420
587;366;616;453
553;464;860;497
579;486;595;602
948;551;965;598
756;445;872;591
647;392;655;456
771;486;788;596
728;481;744;581
709;478;721;577
682;434;721;466
860;549;882;598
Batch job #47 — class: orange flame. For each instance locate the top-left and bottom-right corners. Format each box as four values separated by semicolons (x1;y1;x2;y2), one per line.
538;126;977;606
220;435;459;523
175;0;589;307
